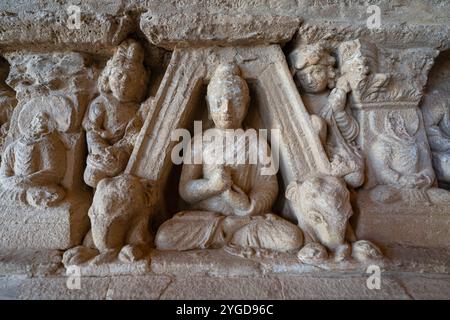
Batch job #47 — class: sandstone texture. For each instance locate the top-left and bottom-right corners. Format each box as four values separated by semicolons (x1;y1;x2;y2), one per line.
0;0;449;300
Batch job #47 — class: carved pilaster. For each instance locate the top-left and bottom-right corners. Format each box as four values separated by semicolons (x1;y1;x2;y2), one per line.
338;39;439;189
0;52;96;250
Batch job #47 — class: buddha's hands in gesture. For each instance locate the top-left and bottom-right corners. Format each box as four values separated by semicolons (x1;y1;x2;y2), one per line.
223;184;252;216
208;166;233;194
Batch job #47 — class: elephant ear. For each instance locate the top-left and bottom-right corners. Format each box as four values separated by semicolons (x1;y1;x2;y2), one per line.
285;181;300;202
139;178;159;208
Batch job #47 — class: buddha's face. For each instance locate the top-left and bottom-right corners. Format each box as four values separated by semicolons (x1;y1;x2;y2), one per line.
295;64;329;93
109;67;142;102
207;83;249;129
28;113;50;137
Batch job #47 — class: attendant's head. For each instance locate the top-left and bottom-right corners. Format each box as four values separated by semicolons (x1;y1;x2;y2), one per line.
288;44;336;93
207;63;250;129
99;39;148;103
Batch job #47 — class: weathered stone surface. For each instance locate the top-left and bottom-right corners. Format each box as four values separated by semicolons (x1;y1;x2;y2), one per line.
0;195;90;250
0;249;62;277
278;275;410;300
160;276;284;300
151;249;262;277
354;191;450;248
394;274;450;300
18;276;111;300
140;11;301;50
0;0;449;301
1;271;449;299
0;3;134;53
107;275;173;300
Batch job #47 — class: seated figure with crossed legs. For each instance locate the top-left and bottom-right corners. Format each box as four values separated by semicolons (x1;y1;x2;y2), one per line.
155;63;303;253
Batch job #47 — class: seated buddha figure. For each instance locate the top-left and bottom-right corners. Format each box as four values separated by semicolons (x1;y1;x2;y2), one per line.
369;111;450;205
422;96;450;187
155;63;303;253
83;39;148;188
0;112;66;208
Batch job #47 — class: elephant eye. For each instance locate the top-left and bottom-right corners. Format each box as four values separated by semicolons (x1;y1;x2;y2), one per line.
310;210;324;225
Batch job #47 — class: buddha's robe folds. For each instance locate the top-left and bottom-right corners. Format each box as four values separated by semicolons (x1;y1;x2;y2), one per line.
155;130;303;252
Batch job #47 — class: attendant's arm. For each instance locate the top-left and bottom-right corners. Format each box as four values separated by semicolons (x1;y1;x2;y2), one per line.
83;100;109;153
327;88;359;142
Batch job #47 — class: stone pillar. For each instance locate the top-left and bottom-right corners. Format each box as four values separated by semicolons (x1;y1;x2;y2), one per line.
0;52;96;250
339;39;449;247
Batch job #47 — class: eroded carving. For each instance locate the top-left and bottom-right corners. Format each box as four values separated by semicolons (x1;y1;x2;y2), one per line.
0;110;66;207
63;174;156;266
0;62;16;156
369;110;450;205
83;39;149;188
0;52;94;250
288;43;364;188
63;39;154;268
422;52;450;188
155;63;303;253
286;176;382;264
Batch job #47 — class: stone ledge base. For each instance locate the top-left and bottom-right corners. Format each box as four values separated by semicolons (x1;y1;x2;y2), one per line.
1;272;449;300
0;193;91;250
0;245;449;299
353;191;450;248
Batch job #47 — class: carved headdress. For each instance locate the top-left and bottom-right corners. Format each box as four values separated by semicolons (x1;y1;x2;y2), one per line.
288;43;336;89
98;39;149;100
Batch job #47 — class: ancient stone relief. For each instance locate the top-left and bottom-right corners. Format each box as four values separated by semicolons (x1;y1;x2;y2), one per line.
286;176;382;265
63;39;156;268
0;106;67;207
422;51;450;189
155;63;303;255
0;60;16;156
83;39;149;188
0;18;448;277
288;43;365;189
0;52;95;250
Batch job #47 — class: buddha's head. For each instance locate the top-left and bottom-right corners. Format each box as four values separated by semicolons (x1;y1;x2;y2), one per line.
206;63;250;129
288;43;336;94
99;39;148;103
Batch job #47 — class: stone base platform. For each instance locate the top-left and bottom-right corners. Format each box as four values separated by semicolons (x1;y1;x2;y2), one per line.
0;193;91;250
2;272;449;300
0;245;449;299
353;190;450;248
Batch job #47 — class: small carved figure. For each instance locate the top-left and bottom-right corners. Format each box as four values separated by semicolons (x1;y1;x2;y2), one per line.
83;39;149;187
0;111;66;207
63;174;156;265
0;65;16;156
422;96;450;187
155;63;303;253
286;176;382;264
369;111;450;204
288;43;364;188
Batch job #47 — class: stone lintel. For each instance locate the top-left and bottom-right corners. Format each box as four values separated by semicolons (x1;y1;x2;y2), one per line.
139;11;302;50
